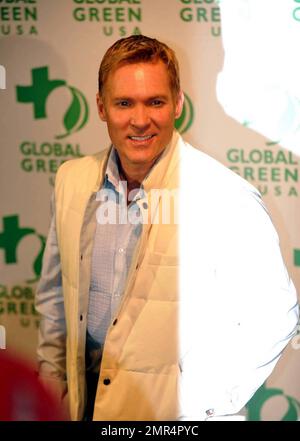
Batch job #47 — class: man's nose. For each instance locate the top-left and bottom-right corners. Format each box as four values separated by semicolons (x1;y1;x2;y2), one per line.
130;105;150;130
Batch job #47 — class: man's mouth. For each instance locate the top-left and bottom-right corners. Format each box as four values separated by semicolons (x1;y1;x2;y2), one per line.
128;135;155;141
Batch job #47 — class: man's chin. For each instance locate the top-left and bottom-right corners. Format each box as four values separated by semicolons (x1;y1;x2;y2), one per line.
127;157;153;166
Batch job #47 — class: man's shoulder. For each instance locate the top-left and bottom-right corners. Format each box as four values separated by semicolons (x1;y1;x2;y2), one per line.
181;139;238;181
57;149;109;178
59;150;109;173
180;139;260;199
180;139;270;234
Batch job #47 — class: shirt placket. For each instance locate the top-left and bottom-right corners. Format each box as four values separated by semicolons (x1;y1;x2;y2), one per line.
110;184;129;318
110;189;144;319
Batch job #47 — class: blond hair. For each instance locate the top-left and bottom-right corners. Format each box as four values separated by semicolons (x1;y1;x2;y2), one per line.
98;35;181;100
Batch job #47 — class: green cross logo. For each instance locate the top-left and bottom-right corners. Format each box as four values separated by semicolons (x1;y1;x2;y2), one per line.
0;215;45;283
16;66;89;139
246;383;300;421
175;92;194;135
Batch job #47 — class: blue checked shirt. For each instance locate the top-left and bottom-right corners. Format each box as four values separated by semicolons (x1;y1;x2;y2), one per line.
86;148;143;372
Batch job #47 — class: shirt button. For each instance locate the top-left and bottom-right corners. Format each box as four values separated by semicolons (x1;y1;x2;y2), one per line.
206;409;215;417
118;248;124;254
103;378;111;386
112;318;118;326
142;202;148;209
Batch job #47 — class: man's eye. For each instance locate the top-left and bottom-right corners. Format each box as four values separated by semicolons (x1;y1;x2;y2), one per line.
152;100;163;106
117;101;130;107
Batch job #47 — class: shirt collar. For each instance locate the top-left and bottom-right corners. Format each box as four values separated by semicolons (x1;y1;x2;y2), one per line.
102;147;143;204
102;130;179;198
104;147;121;190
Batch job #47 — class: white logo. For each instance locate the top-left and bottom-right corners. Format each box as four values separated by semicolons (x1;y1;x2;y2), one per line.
0;325;6;349
95;184;179;226
0;65;6;90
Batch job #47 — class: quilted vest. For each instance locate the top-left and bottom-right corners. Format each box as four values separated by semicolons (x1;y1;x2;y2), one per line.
55;132;180;420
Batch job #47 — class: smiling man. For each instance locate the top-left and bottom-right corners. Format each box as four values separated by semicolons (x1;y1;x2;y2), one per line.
96;40;183;197
97;61;182;188
36;35;298;421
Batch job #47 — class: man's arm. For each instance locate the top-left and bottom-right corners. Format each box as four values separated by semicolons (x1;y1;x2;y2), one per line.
218;190;299;414
35;193;67;402
179;182;299;420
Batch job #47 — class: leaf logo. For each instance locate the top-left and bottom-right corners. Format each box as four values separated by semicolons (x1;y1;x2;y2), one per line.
246;383;300;421
56;86;89;139
27;233;46;284
175;92;194;134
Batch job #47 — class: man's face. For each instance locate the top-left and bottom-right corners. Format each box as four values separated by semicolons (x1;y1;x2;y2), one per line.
97;61;183;177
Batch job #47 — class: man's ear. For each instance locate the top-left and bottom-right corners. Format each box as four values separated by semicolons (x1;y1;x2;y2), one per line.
175;90;184;120
96;93;107;121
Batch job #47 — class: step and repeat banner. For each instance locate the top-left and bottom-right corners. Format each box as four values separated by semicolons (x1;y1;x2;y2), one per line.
0;0;299;421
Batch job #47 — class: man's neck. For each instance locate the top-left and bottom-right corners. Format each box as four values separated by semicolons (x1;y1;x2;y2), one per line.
116;151;165;189
115;158;146;205
118;164;143;199
116;155;154;188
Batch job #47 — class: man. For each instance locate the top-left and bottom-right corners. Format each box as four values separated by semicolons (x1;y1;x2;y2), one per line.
36;35;299;421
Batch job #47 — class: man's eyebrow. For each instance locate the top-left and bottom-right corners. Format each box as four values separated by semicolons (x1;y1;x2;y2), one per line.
112;96;131;101
147;95;169;100
112;95;169;101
